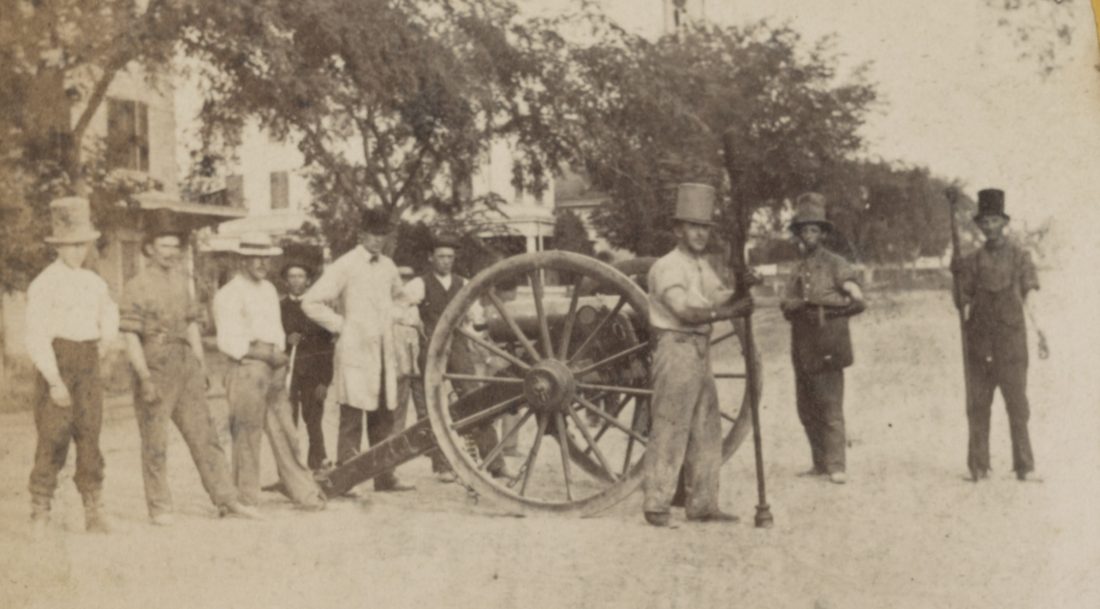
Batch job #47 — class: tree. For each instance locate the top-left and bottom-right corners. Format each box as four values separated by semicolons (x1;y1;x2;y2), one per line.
0;0;188;290
552;209;595;256
984;0;1081;77
184;0;577;256
556;20;877;257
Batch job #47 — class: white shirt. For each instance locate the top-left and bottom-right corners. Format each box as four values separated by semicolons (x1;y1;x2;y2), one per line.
213;274;286;360
647;247;724;334
24;260;120;384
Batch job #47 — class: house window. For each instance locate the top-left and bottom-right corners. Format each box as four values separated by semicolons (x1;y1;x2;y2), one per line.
270;171;289;210
106;98;149;172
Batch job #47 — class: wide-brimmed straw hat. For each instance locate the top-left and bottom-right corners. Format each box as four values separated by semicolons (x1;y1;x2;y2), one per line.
235;232;283;257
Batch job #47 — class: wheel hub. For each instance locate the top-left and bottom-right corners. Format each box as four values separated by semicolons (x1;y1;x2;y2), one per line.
523;359;576;413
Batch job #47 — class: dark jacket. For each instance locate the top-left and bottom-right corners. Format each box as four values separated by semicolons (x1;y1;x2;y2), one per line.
280;295;335;386
958;241;1039;366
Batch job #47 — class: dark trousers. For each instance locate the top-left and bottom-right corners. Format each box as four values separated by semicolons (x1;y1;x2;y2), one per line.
966;359;1033;475
29;339;104;503
336;354;402;490
289;376;327;470
410;335;504;475
794;367;846;474
134;344;237;516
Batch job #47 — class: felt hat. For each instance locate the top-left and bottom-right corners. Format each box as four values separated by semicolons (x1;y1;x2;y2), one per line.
280;260;315;279
672;183;717;227
788;192;834;232
234;232;283;257
430;233;462;251
44;197;100;244
142;208;188;246
974;188;1009;222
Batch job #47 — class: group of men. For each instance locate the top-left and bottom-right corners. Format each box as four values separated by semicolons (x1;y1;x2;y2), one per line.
24;182;1047;533
25;200;501;534
640;183;1046;527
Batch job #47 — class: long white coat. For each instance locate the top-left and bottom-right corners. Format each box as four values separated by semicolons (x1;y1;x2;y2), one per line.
301;246;402;411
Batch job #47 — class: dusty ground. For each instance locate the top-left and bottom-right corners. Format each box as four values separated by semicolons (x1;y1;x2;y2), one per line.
2;277;1098;609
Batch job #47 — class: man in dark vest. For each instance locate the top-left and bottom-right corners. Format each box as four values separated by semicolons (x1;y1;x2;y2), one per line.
780;192;866;485
405;236;509;481
280;262;335;472
953;188;1048;482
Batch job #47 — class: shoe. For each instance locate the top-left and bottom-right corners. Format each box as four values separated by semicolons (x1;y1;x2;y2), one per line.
150;513;175;527
798;468;827;477
30;502;50;538
489;464;517;481
220;501;264;520
1016;471;1043;483
644;511;676;528
687;510;740;524
970;469;990;482
435;471;458;484
82;492;111;534
828;472;847;485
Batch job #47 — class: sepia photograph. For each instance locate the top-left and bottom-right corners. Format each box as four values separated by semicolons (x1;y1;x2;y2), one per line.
1;1;1098;608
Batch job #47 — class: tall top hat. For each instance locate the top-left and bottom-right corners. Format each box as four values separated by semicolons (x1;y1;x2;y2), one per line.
788;192;834;232
142;208;188;246
235;232;283;257
974;188;1009;221
673;183;717;227
360;207;392;235
44;197;100;244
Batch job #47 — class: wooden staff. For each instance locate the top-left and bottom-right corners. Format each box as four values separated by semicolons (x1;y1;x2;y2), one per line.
722;133;773;529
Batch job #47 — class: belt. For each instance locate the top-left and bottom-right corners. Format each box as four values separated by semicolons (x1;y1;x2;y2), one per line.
142;333;190;347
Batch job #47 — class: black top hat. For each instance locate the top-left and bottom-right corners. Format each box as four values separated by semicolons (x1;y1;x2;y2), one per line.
360;208;392;235
142;208;187;245
974;189;1009;221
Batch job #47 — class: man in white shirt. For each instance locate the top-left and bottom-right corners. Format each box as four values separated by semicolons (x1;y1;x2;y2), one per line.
213;233;326;510
301;209;414;492
644;184;752;527
25;197;119;534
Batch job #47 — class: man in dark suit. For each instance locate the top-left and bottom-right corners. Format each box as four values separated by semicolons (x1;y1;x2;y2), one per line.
780;192;866;485
280;262;335;471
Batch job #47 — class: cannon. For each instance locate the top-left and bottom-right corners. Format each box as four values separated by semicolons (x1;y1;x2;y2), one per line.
317;251;761;516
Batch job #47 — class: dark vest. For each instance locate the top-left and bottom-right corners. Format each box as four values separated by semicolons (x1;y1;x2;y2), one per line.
418;273;466;338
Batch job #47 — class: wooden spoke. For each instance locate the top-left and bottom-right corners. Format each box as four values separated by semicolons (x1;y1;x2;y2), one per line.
573;341;650;377
477;409;534;473
486;288;542;362
450;394;525;432
622;399;645;477
576;383;653;397
555;411;574;501
443;373;524;385
565;404;617;482
584;394;632;454
576;395;648;444
566;295;627;365
456;327;531;372
529;271;554;359
710;329;738;346
519;413;550;497
714;372;746;379
556;275;585;360
720;410;737;424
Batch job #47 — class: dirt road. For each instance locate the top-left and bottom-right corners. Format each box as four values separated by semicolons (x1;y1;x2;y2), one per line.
2;278;1097;609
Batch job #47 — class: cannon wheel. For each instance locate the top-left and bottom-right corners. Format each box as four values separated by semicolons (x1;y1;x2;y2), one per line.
425;251;760;517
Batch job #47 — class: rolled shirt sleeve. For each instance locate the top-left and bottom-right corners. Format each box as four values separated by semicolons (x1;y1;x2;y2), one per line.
1018;249;1040;295
118;278;146;335
24;278;61;385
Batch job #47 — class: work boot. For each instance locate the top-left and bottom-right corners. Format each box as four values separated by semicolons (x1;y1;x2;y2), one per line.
219;500;264;520
644;511;677;528
30;498;50;538
828;472;848;485
82;491;111;534
150;512;175;527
